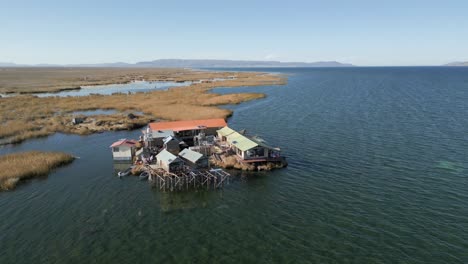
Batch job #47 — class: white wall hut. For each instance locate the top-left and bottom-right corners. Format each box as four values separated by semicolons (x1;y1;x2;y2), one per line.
110;139;138;161
163;136;181;155
179;148;209;168
156;149;183;173
225;132;280;161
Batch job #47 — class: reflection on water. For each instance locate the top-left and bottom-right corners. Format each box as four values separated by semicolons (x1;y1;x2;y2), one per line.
435;161;464;173
157;191;224;213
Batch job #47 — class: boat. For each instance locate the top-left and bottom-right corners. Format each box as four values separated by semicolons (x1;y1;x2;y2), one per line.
139;171;149;181
118;167;132;177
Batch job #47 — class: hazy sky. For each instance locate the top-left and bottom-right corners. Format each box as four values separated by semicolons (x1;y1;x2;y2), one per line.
1;0;467;66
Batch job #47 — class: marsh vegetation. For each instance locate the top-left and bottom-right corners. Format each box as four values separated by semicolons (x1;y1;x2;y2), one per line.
0;151;74;191
0;68;285;144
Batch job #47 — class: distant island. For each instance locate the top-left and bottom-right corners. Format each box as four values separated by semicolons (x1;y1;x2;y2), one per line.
0;59;354;68
444;61;468;66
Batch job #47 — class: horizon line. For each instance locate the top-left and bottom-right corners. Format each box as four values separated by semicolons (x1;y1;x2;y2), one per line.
0;58;466;68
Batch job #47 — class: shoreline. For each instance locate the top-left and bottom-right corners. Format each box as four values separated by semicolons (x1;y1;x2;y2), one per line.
0;67;284;94
0;68;286;145
0;151;75;191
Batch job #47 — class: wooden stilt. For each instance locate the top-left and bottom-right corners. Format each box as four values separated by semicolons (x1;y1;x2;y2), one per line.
141;165;231;192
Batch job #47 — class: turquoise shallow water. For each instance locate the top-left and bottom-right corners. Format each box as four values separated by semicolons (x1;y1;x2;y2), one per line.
1;67;468;263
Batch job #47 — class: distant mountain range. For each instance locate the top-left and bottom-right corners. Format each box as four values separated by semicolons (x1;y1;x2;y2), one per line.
4;60;468;68
0;59;354;68
134;59;355;68
444;61;468;66
0;62;20;67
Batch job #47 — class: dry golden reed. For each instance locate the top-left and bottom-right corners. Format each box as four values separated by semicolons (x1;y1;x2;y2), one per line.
0;151;74;191
0;68;286;144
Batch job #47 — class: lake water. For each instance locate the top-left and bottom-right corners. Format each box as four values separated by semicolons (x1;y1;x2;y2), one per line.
36;80;192;97
1;67;468;263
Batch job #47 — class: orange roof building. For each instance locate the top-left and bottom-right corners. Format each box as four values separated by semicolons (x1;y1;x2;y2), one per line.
149;119;227;132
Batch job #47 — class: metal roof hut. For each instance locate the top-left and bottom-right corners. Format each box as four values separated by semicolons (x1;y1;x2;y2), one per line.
217;126;236;142
156;149;183;173
110;139;137;161
226;133;280;161
226;132;259;158
163;136;181;155
149;119;227;145
179;148;208;168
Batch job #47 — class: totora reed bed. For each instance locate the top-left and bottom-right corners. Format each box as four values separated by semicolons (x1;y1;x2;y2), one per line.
0;151;75;191
0;68;286;144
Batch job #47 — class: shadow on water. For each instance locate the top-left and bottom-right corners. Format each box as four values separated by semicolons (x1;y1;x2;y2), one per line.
112;162;133;175
154;190;226;213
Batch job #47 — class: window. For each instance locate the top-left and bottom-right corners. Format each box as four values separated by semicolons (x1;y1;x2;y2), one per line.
113;147;119;152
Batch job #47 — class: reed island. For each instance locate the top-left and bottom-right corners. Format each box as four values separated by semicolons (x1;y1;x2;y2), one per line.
0;67;287;191
0;68;285;144
0;151;74;191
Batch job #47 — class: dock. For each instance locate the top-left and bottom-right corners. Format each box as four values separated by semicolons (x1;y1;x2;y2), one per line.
140;165;230;192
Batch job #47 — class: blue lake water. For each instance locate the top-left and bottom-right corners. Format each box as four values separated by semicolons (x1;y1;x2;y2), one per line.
1;67;468;263
36;80;192;97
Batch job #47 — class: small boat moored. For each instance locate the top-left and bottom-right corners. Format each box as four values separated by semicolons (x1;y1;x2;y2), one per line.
139;171;149;181
118;167;133;178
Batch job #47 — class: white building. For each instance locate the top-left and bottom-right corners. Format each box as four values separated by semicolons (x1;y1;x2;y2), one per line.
110;139;138;161
218;126;281;161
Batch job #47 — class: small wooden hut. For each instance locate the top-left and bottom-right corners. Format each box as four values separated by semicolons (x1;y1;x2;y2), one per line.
110;139;137;161
179;148;208;168
156;149;183;173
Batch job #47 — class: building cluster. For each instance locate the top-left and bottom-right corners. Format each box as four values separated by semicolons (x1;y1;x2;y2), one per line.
110;118;284;173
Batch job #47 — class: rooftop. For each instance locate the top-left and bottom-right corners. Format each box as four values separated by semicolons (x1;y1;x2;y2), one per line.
226;132;258;152
250;136;280;151
224;129;279;152
217;126;236;137
110;139;137;148
179;148;204;163
151;129;174;139
156;149;180;164
163;135;179;144
149;119;227;132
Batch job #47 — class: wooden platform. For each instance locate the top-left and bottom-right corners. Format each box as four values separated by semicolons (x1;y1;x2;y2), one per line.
141;165;231;192
238;156;285;163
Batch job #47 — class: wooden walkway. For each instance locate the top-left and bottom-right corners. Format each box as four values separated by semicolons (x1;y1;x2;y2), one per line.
141;165;231;192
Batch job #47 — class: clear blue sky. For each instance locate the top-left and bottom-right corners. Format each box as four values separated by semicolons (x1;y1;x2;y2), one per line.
1;0;467;66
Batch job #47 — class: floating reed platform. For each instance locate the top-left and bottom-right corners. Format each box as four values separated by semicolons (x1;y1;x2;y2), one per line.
140;165;230;192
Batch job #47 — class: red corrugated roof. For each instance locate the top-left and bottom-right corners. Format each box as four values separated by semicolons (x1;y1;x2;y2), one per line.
110;139;137;148
149;119;227;132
